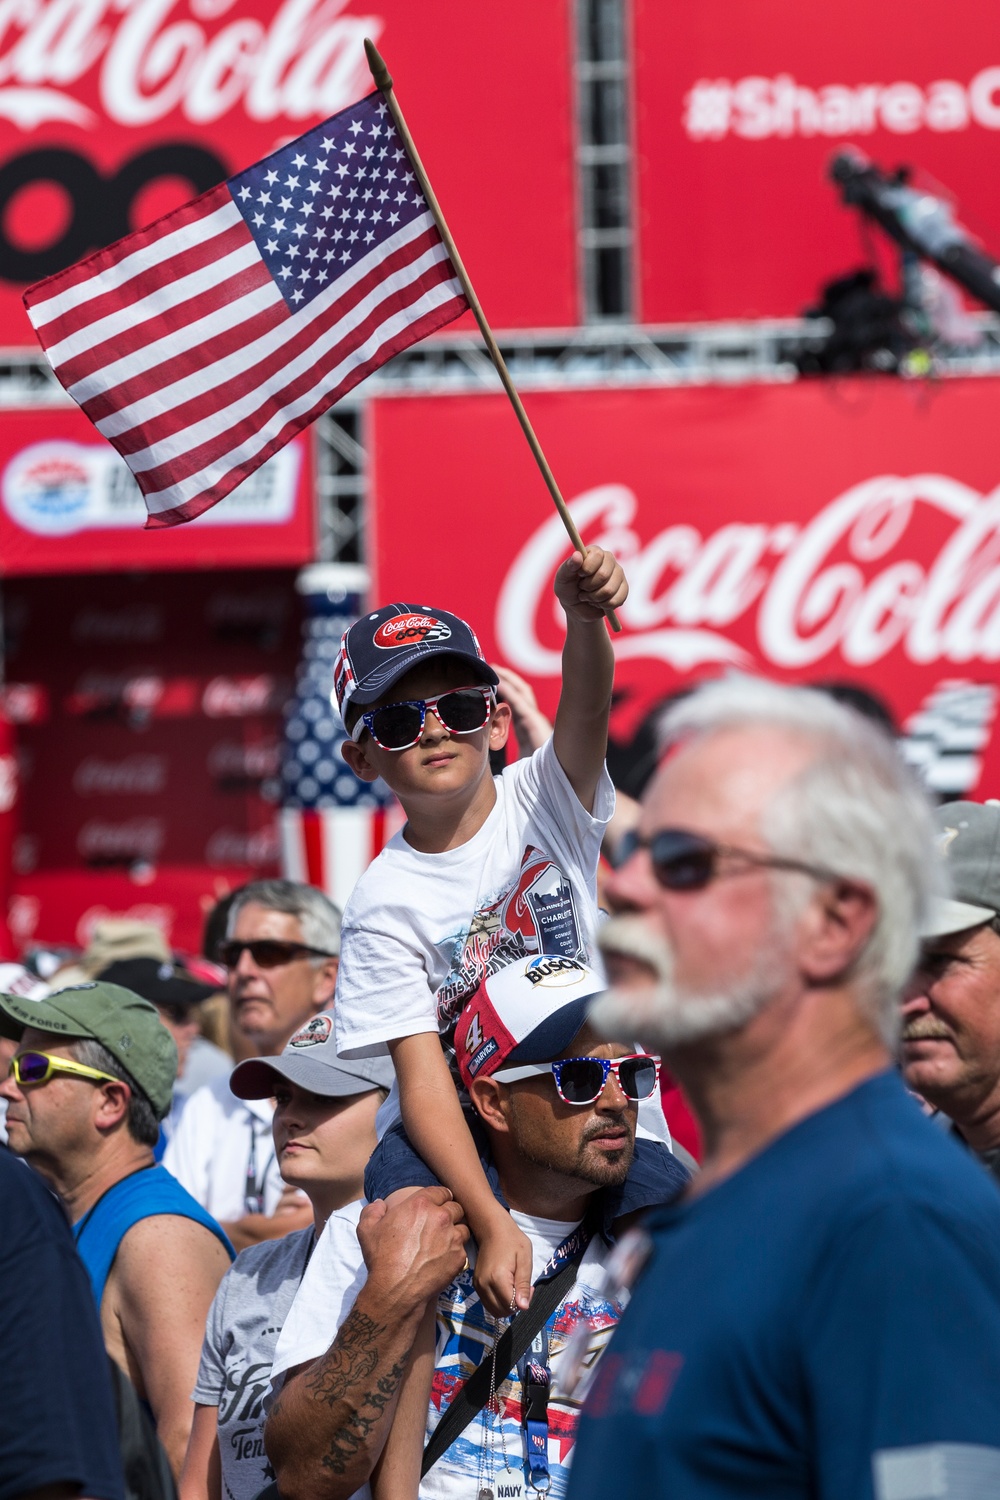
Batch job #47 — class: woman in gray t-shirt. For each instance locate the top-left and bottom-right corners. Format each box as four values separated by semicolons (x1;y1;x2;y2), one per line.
178;1019;392;1500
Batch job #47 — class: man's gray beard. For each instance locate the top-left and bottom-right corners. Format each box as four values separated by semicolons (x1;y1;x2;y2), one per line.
591;914;787;1051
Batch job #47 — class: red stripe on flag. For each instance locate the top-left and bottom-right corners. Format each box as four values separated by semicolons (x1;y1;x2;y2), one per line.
111;238;454;461
144;294;465;527
300;810;325;889
23;184;234;308
35;217;253;351
135;280;463;502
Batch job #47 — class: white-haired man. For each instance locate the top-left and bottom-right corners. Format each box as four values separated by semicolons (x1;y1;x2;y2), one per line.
165;879;341;1250
568;677;1000;1500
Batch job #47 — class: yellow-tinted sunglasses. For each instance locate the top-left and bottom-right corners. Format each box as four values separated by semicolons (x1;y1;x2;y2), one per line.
9;1050;122;1089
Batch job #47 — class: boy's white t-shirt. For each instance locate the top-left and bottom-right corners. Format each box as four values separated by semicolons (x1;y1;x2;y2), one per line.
335;736;615;1085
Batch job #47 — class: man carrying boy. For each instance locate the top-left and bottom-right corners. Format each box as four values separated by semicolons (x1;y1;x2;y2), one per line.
333;548;669;1319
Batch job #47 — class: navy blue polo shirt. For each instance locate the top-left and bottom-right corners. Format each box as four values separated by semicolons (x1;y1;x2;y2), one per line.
569;1071;1000;1500
0;1150;123;1500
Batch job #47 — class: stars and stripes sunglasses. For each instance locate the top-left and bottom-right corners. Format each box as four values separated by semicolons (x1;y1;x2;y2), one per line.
492;1054;660;1106
351;685;496;751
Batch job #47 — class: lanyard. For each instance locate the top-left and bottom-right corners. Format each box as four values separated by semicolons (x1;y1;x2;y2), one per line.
517;1326;552;1493
512;1218;593;1494
244;1114;275;1215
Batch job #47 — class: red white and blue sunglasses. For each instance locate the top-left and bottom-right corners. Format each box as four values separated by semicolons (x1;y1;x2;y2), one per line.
492;1054;660;1106
351;685;496;751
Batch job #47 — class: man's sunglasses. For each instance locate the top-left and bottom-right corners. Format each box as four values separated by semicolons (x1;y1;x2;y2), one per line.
218;939;338;970
617;827;837;891
492;1054;660;1106
351;686;495;752
9;1051;123;1089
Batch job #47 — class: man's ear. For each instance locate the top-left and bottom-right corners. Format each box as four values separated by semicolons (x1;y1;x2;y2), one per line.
341;737;380;783
799;878;878;986
312;956;339;1009
93;1080;132;1135
469;1076;510;1134
489;700;512;754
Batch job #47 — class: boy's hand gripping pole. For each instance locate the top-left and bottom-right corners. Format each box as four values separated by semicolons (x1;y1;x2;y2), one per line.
364;38;621;633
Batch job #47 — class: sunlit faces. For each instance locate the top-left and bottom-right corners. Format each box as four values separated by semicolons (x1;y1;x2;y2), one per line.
270;1079;381;1198
594;728;817;1051
480;1025;638;1193
900;922;1000;1122
339;659;511;807
0;1028;122;1174
227;903;337;1055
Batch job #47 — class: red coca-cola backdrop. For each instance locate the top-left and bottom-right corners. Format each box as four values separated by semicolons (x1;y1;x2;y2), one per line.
0;0;577;346
5;568;300;949
0;406;314;572
633;0;1000;321
370;377;1000;797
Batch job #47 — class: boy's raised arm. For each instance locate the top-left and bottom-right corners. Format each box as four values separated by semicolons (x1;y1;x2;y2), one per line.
553;546;628;812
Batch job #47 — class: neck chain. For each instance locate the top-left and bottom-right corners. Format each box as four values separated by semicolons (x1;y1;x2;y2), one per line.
477;1295;517;1500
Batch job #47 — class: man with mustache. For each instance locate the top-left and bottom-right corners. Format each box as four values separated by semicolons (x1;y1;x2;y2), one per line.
901;800;1000;1180
568;676;1000;1500
264;957;686;1500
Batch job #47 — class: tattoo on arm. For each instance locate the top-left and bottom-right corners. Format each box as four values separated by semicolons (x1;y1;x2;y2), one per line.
301;1307;414;1476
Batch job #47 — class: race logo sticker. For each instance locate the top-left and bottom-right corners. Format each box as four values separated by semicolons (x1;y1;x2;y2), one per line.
372;613;453;649
289;1014;333;1048
524;956;588;988
468;1037;499;1077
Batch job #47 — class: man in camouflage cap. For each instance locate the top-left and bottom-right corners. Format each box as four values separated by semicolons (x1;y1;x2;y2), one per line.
901;800;1000;1181
0;980;233;1479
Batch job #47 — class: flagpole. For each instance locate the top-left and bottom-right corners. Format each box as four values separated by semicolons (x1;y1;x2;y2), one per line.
364;38;621;633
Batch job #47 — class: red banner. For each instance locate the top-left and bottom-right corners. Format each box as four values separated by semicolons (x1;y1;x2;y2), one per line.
0;0;576;345
0;406;314;572
370;377;1000;798
634;0;1000;322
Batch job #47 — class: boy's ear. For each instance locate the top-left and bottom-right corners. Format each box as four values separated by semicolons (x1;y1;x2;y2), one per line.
341;737;380;782
489;700;512;753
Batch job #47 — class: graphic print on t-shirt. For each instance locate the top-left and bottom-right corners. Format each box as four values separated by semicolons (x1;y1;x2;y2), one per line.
425;1266;621;1499
434;845;584;1031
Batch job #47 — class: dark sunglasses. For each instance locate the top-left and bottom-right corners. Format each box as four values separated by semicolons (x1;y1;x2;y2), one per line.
617;827;837;891
218;939;337;970
352;686;495;752
492;1053;660;1105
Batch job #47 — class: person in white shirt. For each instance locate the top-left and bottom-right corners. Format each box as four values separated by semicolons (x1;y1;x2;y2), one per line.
264;959;687;1500
164;879;341;1250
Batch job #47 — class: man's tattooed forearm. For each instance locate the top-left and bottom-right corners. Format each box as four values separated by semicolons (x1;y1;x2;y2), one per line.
304;1308;384;1406
298;1307;413;1477
319;1357;409;1475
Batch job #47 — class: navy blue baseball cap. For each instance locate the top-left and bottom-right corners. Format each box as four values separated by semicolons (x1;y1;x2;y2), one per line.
333;602;498;719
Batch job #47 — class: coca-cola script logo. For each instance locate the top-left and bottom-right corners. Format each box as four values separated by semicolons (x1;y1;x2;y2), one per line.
0;0;383;131
202;676;277;716
73;755;168;797
496;477;1000;678
372;614;452;649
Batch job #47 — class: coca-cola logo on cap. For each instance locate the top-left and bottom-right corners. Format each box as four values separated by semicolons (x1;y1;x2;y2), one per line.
373;614;453;649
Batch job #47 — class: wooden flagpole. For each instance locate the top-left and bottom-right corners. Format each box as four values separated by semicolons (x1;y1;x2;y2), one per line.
364;38;621;632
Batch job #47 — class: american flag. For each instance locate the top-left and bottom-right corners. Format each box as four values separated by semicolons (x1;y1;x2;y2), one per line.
23;91;468;529
280;590;404;910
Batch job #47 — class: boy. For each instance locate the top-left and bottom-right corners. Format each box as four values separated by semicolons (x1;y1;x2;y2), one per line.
335;548;665;1318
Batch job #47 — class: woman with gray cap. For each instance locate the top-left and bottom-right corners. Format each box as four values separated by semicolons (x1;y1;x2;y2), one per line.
179;1013;393;1500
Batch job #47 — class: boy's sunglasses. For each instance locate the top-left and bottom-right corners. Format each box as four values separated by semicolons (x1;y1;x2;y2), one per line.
352;686;495;751
492;1054;660;1106
10;1051;123;1089
218;939;337;970
616;827;837;891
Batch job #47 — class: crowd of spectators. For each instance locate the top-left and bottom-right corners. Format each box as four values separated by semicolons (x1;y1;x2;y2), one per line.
5;553;1000;1500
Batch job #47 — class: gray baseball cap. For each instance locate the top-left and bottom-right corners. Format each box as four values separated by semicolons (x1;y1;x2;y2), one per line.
922;801;1000;938
229;1011;394;1100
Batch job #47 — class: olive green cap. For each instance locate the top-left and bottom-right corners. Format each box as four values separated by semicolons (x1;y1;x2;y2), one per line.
0;980;177;1119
